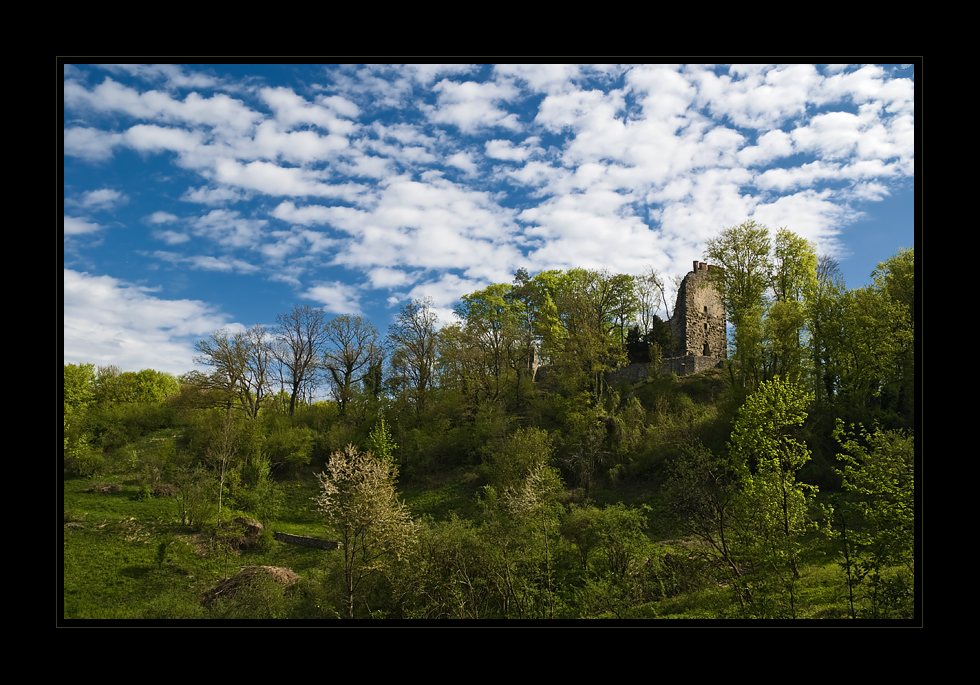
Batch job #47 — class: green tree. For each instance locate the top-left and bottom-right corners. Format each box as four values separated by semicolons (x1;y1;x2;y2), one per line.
484;426;554;492
261;416;315;471
387;298;439;424
705;221;818;388
829;421;914;618
665;441;749;609
366;416;398;467
451;282;521;407
870;248;914;423
64;362;95;414
549;268;633;399
807;254;847;404
402;514;491;619
92;365;135;406
728;375;816;618
63;363;99;475
133;368;180;404
560;503;655;618
312;444;418;619
479;461;565;619
705;220;772;386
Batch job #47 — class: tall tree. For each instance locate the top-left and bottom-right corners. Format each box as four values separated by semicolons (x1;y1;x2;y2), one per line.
272;305;329;416
551;268;633;399
809;248;914;426
634;266;670;331
452;283;521;406
705;220;772;387
323;314;381;419
870;248;915;422
808;254;847;403
728;375;816;618
194;326;273;420
387;298;439;423
63;363;96;472
765;229;818;380
830;420;914;618
507;268;562;406
705;221;818;388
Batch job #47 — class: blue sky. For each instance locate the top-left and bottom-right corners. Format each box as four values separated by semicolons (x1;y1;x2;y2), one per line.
63;62;916;376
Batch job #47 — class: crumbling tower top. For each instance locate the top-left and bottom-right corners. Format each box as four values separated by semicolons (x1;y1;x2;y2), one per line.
669;260;727;360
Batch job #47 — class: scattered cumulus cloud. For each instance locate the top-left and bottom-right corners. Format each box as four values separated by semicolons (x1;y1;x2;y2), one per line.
63;268;235;374
146;211;179;224
64;215;107;236
63;62;915;373
303;280;364;316
75;188;127;211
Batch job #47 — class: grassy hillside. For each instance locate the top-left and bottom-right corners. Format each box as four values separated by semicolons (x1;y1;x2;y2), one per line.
62;367;914;621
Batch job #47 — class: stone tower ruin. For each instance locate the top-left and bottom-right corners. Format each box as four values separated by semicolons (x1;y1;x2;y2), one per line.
662;260;727;376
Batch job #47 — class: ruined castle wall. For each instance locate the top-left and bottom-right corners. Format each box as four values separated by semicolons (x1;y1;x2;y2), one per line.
669;262;727;360
660;355;726;377
604;355;727;386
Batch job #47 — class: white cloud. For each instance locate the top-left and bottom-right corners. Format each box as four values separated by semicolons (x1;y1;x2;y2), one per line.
63;268;233;375
303;281;363;316
627;64;696;123
75;188;126;211
100;64;223;91
318;94;361;119
750;189;859;255
124;124;205;154
181;185;252;206
259;86;359;135
190;209;268;248
64;215;107;235
77;77;261;131
485;139;531;162
691;64;819;129
447;151;480;176
367;266;415;289
250;120;349;164
63;126;122;161
847;181;891;202
188;255;262;273
737;129;794;167
756;161;841;192
495;63;593;94
152;251;260;273
427;78;522;134
153;230;190;245
146;211;179;224
211;159;329;197
271;200;332;226
535;87;623;135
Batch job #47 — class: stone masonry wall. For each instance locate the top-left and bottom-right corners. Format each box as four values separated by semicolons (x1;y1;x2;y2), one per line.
273;532;340;550
605;355;727;386
669;261;727;360
565;260;731;388
660;354;726;377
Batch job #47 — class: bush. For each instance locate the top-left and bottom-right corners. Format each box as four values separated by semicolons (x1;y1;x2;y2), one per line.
483;427;554;491
64;443;104;477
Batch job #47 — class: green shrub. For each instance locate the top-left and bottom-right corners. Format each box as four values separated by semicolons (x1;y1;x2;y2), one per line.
483;427;554;491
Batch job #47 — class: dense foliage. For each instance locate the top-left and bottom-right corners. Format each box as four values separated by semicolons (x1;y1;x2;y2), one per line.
62;225;915;620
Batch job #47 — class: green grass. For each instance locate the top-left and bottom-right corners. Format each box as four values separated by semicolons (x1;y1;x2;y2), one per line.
398;465;485;522
62;451;911;621
62;471;330;620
